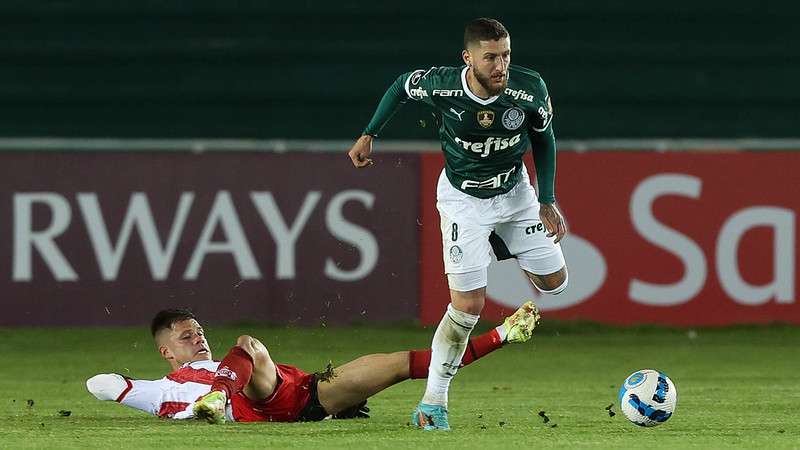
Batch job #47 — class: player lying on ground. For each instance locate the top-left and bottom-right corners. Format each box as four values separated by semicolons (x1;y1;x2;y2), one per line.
87;303;540;424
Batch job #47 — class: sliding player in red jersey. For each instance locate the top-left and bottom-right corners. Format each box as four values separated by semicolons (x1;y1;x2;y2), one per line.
87;304;540;423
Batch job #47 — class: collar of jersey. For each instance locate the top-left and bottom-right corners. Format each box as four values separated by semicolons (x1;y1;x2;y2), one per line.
183;360;216;369
461;66;501;105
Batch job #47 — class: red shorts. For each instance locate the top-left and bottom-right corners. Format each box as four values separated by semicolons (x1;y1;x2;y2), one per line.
230;363;315;422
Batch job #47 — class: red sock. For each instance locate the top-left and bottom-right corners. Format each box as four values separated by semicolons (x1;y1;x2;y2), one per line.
210;346;254;398
408;328;503;379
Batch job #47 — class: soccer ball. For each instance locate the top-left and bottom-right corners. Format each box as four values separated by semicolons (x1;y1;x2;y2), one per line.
618;369;677;427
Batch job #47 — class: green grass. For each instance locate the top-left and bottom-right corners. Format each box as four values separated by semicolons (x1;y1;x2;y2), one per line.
1;322;798;449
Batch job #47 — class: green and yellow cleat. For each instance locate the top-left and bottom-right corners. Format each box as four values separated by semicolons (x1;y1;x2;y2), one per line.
193;390;227;424
503;301;541;344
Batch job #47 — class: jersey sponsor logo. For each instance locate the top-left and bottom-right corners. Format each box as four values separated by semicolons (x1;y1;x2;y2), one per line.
534;96;554;130
534;97;553;131
505;88;534;102
502;107;525;130
477;110;495;128
460;166;517;190
537;106;549;125
525;223;545;235
454;133;522;158
433;89;464;97
409;86;428;100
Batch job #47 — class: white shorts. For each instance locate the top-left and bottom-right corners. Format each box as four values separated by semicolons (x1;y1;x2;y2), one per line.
437;166;565;277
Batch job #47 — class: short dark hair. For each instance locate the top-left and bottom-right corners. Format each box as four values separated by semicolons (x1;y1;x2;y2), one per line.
464;18;509;49
150;308;197;337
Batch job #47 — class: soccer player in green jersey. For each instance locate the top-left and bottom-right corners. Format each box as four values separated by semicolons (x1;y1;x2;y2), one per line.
347;18;569;431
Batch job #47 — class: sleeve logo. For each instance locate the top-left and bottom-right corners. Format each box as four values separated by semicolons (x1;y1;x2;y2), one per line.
409;87;428;100
405;69;428;100
533;96;554;131
409;71;424;86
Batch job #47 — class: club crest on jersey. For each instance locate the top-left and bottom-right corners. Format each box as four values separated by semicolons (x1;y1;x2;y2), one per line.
449;245;463;263
477;110;495;128
502;107;525;130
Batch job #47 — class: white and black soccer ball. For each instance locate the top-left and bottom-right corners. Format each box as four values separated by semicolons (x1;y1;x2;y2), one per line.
618;369;677;427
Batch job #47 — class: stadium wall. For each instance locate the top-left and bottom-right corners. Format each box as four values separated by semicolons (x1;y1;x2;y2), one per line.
0;140;797;326
2;1;798;140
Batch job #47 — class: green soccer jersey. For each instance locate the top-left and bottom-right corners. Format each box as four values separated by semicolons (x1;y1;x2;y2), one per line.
363;65;557;202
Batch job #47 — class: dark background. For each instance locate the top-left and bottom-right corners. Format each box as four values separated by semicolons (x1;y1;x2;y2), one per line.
3;0;797;140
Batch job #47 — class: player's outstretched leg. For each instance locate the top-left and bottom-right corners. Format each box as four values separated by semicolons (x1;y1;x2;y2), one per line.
409;299;541;380
318;326;506;418
316;301;540;425
413;287;485;432
410;300;540;430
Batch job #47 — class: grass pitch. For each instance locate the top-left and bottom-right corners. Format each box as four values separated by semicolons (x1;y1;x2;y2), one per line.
1;322;798;449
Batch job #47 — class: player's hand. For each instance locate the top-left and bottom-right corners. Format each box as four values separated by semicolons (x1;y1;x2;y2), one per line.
347;135;374;168
539;202;567;244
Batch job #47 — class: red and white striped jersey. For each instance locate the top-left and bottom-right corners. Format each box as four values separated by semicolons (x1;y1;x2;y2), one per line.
87;360;233;420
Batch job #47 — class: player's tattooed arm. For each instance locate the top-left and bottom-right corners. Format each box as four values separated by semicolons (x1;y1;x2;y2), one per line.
539;202;567;244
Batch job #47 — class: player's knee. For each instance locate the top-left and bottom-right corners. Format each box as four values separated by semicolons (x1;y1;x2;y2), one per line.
236;334;255;349
542;277;568;295
528;267;568;295
236;335;270;360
